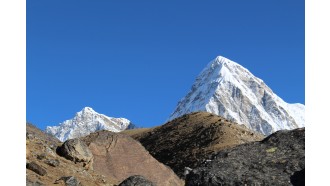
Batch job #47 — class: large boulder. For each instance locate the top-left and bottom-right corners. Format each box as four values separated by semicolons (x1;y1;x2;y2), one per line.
185;128;305;185
57;138;93;167
81;130;183;186
119;175;155;186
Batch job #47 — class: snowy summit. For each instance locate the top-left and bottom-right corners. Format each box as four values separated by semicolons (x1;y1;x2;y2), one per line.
168;56;305;135
46;107;134;142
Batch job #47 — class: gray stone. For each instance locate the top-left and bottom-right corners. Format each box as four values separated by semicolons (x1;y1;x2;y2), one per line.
44;159;60;167
119;175;155;186
55;176;81;186
57;138;93;164
36;153;46;160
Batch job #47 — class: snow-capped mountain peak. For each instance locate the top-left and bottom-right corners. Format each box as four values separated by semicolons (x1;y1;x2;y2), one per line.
80;106;95;113
46;107;134;142
168;56;305;135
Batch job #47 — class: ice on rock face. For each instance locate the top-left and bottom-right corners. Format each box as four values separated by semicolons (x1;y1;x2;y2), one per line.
168;56;305;135
46;107;132;142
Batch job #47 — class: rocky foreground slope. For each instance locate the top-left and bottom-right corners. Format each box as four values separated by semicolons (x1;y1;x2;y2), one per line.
122;112;264;177
27;123;183;186
185;128;305;185
27;123;113;186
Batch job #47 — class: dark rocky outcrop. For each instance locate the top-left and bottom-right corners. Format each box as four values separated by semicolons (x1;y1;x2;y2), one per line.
122;112;264;177
26;162;47;176
185;128;305;185
119;175;156;186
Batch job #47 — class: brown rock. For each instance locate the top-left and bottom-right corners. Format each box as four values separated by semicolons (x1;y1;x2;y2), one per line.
82;130;183;186
26;162;47;176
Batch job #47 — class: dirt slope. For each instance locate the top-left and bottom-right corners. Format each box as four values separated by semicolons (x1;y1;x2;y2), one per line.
122;112;264;177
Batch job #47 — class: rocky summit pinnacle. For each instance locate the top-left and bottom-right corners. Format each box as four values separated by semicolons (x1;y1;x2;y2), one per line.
46;107;134;142
168;56;305;135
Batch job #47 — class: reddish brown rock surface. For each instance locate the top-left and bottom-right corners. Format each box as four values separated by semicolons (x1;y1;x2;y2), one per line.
82;131;184;186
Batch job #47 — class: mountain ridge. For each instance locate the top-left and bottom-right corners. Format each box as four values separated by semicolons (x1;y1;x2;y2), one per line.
168;56;305;135
122;112;264;177
46;107;136;142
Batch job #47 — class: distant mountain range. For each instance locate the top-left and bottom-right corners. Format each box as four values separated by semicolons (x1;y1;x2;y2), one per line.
46;107;137;142
46;55;304;140
168;56;304;135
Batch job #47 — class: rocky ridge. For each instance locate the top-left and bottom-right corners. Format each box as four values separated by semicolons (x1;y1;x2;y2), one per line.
122;112;264;177
27;123;183;186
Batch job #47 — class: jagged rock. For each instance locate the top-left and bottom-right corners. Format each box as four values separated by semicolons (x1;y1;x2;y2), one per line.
37;153;46;160
185;128;305;185
183;167;193;177
57;138;93;165
118;175;155;186
81;130;183;186
26;162;47;176
26;132;34;140
55;176;81;186
44;159;60;167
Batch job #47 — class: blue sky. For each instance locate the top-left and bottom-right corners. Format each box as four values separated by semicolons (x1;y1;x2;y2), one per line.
27;0;305;130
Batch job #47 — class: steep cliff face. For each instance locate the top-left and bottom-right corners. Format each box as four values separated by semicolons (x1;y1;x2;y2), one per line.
169;56;305;135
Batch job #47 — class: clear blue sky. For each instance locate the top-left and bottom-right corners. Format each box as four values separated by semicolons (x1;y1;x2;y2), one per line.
27;0;305;130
